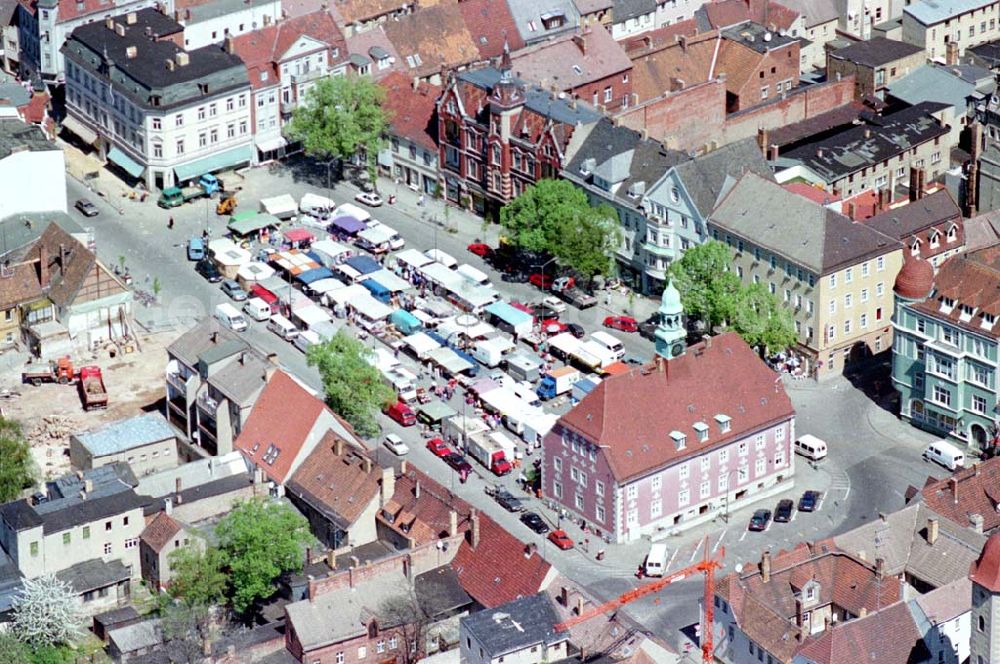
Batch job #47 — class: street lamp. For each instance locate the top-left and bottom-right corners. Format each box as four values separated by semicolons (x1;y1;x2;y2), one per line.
536;256;557;287
721;467;742;523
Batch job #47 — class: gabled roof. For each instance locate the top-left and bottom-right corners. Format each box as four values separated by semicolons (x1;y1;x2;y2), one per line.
795;600;926;664
460;594;562;655
887;64;985;117
710;173;900;275
904;0;993;25
829;37;924;68
383;5;480;79
509;24;630;91
696;0;798;31
285;431;380;528
234;370;331;484
231;10;346;89
627;30;721;104
911;457;1000;531
140;512;184;554
458;0;524;60
505;0;581;43
335;0;409;24
671;138;774;218
345;26;404;79
862;190;963;257
73;414;176;457
777;0;838;27
558;332;794;482
378;467;473;545
377;71;440;153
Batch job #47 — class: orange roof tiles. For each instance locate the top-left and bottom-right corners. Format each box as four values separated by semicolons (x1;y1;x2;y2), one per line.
458;0;524;60
140;512;184;553
627;31;721;104
383;5;481;79
286;432;380;527
914;458;1000;532
972;535;1000;591
377;71;441;153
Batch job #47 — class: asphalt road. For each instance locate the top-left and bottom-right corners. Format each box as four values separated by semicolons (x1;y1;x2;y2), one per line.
64;163;952;647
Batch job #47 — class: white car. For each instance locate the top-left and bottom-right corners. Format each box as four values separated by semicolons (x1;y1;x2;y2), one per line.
541;296;567;314
384;433;410;456
355;191;384;207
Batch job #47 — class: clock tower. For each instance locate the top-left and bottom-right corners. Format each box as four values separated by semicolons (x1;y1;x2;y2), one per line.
654;280;686;359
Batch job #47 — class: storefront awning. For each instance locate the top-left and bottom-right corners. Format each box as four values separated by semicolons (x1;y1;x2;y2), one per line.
256;136;287;153
62;115;97;144
174;144;252;182
107;147;144;178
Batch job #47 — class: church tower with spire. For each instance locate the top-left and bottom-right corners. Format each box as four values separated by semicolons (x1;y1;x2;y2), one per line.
655;280;686;359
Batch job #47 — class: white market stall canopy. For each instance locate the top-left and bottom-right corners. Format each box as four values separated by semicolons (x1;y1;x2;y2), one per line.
236;261;275;283
403;332;441;359
395;248;433;270
326;284;370;306
293;305;333;329
260;194;298;219
357;225;396;246
347;293;392;320
426;346;474;375
209;238;252;267
366;269;412;293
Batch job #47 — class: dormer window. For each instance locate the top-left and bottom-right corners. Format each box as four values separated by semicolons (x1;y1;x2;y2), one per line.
714;414;731;433
960;304;975;322
670;430;686;450
693;422;709;443
929;230;940;248
940;296;955;314
947;224;958;242
983;312;996;331
910;238;920;256
579;158;595;176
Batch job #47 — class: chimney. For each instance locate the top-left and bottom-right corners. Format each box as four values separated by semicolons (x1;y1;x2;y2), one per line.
114;23;125;37
470;509;480;549
875;557;884;580
380;467;395;507
757;127;768;158
38;243;49;288
326;549;336;568
761;550;771;583
859;607;868;618
848;202;857;219
175;493;183;505
448;510;458;537
946;40;959;66
572;34;586;55
817;147;825;159
363;457;372;473
678;34;688;51
176;52;190;67
878;187;891;211
125;45;137;59
83;479;93;494
305;546;312;567
975;462;981;476
794;598;803;626
576;597;585;616
166;58;176;71
909;166;920;202
414;480;421;499
560;586;570;606
126;11;137;24
400;460;408;474
164;497;173;514
968;123;983;216
224;36;235;54
863;127;871;139
175;477;182;494
971;513;985;533
768;144;779;161
105;16;114;29
928;518;939;544
949;477;958;503
333;438;344;456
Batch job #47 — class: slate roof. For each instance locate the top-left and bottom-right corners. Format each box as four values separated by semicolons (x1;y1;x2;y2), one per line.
458;0;524;60
887;64;984;116
710;173;900;274
377;71;441;153
505;0;581;43
969;40;1000;68
460;594;562;656
612;0;655;23
35;491;147;535
964;209;1000;251
135;451;249;498
776;0;838;27
0;117;52;159
911;457;1000;530
456;67;604;127
72;414;176;457
414;565;473;617
671;138;774;218
558;332;794;483
383;5;480;79
140;512;184;554
107;618;163;655
904;0;994;25
207;347;272;405
794;600;926;664
781;103;949;182
57;557;130;594
829;37;925;67
509;24;630;91
861;189;963;261
573;0;613;14
166;318;248;368
285;431;381;528
768;102;866;147
234;370;331;484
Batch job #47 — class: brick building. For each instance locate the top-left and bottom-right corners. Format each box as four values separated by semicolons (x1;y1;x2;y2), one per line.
826;37;925;99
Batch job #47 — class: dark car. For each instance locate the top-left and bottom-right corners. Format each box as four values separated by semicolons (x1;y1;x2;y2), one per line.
774;499;795;523
75;199;99;217
748;509;772;532
493;489;525;513
520;511;550;534
531;304;560;320
501;270;529;283
566;323;586;339
639;315;659;340
195;259;223;283
799;490;822;512
444;453;473;475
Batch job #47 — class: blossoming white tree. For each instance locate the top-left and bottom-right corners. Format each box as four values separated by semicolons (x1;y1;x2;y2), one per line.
12;575;84;647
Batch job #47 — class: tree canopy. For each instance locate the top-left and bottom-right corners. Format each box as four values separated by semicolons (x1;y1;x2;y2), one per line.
669;240;796;353
288;75;389;184
307;330;395;438
499;179;620;280
215;499;313;614
168;545;228;608
11;575;84;648
0;418;37;503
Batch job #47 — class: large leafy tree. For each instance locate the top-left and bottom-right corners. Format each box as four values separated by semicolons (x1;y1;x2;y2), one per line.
288;75;389;186
215;499;313;615
0;418;37;503
11;575;84;648
731;283;798;354
307;331;395;438
500;179;619;280
168;545;228;608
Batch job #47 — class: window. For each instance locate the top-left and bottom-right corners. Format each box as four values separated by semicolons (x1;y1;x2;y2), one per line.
175;113;183;127
699;480;710;499
829;299;836;314
845;293;852;308
860;288;869;303
774;448;785;467
197;106;205;120
104;542;112;555
603;86;613;102
844;319;852;335
860;313;868;328
775;426;785;442
761;86;769;99
153;142;162;158
933;384;952;407
553;457;562;472
876;282;885;297
124;537;138;549
650;498;662;517
755;457;766;477
209;103;217;117
755;434;766;450
358;646;367;659
845;267;853;283
679;463;689;480
596;504;605;522
82;526;90;539
152;117;161;130
29;542;38;556
376;640;385;654
62;533;70;545
335;653;345;664
105;521;112;531
627;484;637;499
877;256;885;271
199;132;207;148
678;489;690;506
700;456;710;472
718;449;729;464
575;493;585;509
829;274;837;288
718;474;729;492
176;139;185;155
973;394;988;414
388;637;398;650
738;442;748;456
553;481;562;498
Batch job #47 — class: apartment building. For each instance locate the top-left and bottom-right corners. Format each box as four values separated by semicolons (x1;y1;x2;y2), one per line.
0;118;66;221
710;174;904;378
863;188;965;268
61;9;253;190
903;0;1000;61
826;37;926;99
176;0;281;50
377;72;440;196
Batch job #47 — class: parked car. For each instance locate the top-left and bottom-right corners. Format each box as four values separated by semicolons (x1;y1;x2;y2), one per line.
501;270;529;283
799;490;822;512
384;400;417;427
532;303;561;320
75;199;99;217
444;453;473;474
354;191;383;207
467;242;493;258
541;296;567;314
603;315;639;333
187;237;206;261
520;511;550;534
774;499;795;523
638;315;659;340
541;318;567;335
492;488;524;512
566;323;586;339
426;438;452;458
383;433;410;456
548;529;574;550
220;279;248;301
530;273;555;290
748;509;772;531
195;259;223;283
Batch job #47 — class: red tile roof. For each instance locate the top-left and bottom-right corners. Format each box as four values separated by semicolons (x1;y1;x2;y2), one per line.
22;92;49;125
286;432;381;527
913;458;1000;533
383;4;480;79
972;534;1000;591
783;182;840;207
273;11;346;64
794;601;923;664
621;18;701;55
558;332;794;482
627;31;721;104
377;71;440;153
893;255;934;300
458;0;523;60
140;512;184;553
509;24;630;91
452;514;553;608
700;0;799;31
235;370;331;485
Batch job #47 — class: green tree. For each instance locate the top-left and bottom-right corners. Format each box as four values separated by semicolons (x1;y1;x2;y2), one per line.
0;632;30;664
731;283;797;354
0;418;36;503
215;499;313;615
168;545;228;608
667;240;742;329
499;179;619;280
288;75;389;187
306;331;395;438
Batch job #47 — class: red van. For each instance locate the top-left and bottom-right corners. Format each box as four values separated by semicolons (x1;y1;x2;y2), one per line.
384;400;416;427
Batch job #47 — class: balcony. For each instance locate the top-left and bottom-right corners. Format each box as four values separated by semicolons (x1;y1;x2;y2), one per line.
291;68;325;85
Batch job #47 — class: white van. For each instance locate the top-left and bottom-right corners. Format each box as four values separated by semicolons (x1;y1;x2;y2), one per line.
215;303;248;332
293;329;321;353
457;264;490;286
923;440;966;470
794;434;828;461
645;543;669;577
267;314;300;341
591;331;625;361
425;248;457;269
243;297;271;322
300;193;336;217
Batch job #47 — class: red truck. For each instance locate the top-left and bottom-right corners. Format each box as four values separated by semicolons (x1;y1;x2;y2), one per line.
78;366;108;411
467;432;513;476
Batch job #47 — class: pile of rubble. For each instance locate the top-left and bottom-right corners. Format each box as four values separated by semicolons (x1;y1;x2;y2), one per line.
27;415;82;447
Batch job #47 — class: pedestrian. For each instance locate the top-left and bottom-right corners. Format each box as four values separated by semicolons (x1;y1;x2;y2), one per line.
168;216;174;230
202;228;209;240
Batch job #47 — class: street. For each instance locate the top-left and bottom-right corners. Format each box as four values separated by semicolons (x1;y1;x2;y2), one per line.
62;157;951;645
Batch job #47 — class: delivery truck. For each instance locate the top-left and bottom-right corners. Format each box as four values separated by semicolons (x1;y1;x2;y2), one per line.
467;431;513;476
536;366;581;400
443;415;489;448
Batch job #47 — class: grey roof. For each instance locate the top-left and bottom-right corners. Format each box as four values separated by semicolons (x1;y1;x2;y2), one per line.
505;0;581;42
73;414;176;457
186;0;276;23
36;490;148;535
0;548;22;615
862;189;961;241
460;594;562;657
141;474;252;516
167;318;249;368
904;0;993;25
887;64;983;115
612;0;656;23
0;83;31;108
775;0;838;27
593;149;634;184
44;463;138;501
108;618;163;654
721;22;797;54
964;209;1000;250
62;8;248;112
57;557;131;594
969;40;1000;68
672;137;775;218
285;570;412;649
93;606;141;629
0;119;56;160
710;173;899;274
0;212;87;258
209;348;271;405
458;67;602;126
833;502;985;589
781;103;949;182
0;501;42;530
135;451;249;498
414;566;473;618
828;37;924;67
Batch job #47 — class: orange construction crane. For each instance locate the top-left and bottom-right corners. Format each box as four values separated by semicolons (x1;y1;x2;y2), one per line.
555;537;724;664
